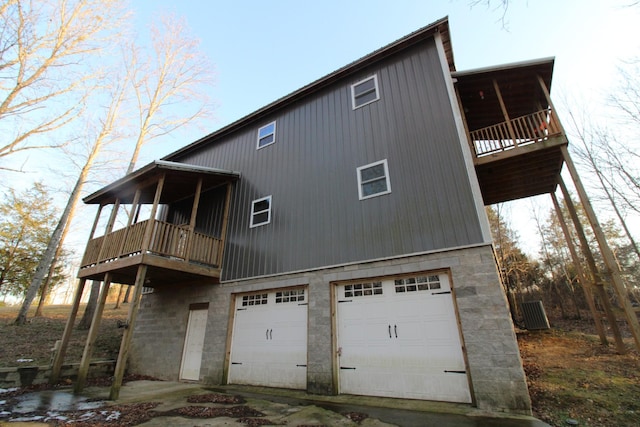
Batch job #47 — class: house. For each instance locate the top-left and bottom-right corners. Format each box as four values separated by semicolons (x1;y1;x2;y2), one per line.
51;17;588;414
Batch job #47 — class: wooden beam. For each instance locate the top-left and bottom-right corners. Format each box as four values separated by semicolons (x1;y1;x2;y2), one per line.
561;146;640;352
551;192;608;345
96;201;121;264
75;273;112;393
492;79;518;146
109;264;148;400
141;174;166;252
537;74;566;135
184;177;203;262
49;278;87;384
559;174;626;353
117;189;141;256
217;182;234;267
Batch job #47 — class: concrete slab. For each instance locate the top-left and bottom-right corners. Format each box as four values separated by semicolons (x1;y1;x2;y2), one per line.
1;380;551;426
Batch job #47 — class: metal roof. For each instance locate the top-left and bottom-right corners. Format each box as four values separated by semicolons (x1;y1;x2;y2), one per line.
83;160;240;205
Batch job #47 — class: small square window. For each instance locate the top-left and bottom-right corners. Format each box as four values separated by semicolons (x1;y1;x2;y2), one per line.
257;121;276;149
357;159;391;200
351;75;380;109
250;195;272;228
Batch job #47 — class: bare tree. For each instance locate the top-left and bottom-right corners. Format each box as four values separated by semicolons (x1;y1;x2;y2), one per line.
14;75;129;325
124;13;214;173
0;0;126;168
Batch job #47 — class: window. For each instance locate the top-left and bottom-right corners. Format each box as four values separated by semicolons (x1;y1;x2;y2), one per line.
242;293;268;306
351;75;380;109
257;121;276;149
275;289;305;304
394;275;442;293
357;159;391;200
344;282;383;298
250;195;272;228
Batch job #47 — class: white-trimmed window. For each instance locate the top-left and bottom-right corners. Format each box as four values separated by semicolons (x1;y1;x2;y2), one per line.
351;75;380;109
250;195;272;228
357;159;391;200
257;121;276;149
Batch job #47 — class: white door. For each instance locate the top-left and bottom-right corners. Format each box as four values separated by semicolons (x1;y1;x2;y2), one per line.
228;288;307;389
336;273;471;403
179;307;208;381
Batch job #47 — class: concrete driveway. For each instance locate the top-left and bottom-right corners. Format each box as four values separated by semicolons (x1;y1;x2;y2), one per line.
1;380;550;426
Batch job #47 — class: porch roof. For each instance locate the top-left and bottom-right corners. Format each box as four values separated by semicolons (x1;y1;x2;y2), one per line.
453;57;555;132
83;160;240;205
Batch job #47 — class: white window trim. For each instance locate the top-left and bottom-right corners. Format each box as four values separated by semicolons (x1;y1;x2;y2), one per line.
250;195;272;228
257;121;276;150
357;159;391;200
351;75;380;110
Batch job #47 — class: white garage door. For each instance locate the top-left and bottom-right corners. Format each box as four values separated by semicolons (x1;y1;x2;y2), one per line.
228;288;307;389
336;273;471;403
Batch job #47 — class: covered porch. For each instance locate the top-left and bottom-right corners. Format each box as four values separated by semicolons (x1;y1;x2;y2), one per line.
453;57;568;205
50;160;240;399
454;59;640;355
77;160;239;287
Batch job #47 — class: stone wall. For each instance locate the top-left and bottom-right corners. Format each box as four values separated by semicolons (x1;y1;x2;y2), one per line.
0;361;114;388
128;244;531;414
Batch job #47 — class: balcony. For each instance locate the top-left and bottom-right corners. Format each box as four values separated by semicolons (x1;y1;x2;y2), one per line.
77;160;239;287
454;57;568;205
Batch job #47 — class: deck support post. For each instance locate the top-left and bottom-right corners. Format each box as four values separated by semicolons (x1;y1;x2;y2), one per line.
551;192;608;345
109;264;148;400
75;273;112;393
561;147;640;352
559;177;624;351
49;278;87;384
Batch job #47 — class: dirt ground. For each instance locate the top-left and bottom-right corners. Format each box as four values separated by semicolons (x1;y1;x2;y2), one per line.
518;315;640;427
1;305;639;426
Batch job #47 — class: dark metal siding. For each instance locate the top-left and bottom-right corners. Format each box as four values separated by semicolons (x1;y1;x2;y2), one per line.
171;39;484;280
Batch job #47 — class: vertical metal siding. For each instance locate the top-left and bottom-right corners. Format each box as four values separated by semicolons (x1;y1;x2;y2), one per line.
172;39;483;281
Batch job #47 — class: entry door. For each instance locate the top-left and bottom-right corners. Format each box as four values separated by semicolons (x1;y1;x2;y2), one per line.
179;307;208;381
228;288;307;389
336;273;471;403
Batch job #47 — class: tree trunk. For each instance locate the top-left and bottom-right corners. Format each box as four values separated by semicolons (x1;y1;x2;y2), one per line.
78;280;101;330
123;285;131;304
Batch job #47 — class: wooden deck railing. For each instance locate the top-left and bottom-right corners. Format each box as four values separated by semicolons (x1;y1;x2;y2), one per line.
469;108;563;157
80;219;222;269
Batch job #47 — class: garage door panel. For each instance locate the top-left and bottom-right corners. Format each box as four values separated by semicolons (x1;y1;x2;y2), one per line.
336;274;471;403
229;288;307;390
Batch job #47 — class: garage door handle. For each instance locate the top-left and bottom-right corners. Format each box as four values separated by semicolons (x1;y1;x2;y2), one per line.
394;324;398;338
388;324;392;338
270;329;273;340
444;370;466;374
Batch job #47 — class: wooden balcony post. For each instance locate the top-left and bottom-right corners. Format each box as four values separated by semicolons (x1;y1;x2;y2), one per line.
551;192;608;345
492;79;518;147
561;146;640;352
141;174;166;252
75;273;112;393
184;177;203;262
537;75;566;135
217;182;234;266
96;200;121;263
88;204;105;242
117;189;141;256
110;264;148;400
49;278;87;384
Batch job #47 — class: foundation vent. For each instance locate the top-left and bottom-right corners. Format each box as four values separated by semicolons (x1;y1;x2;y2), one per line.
521;300;550;330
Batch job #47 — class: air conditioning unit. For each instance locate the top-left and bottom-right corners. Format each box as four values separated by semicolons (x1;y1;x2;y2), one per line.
521;300;550;330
